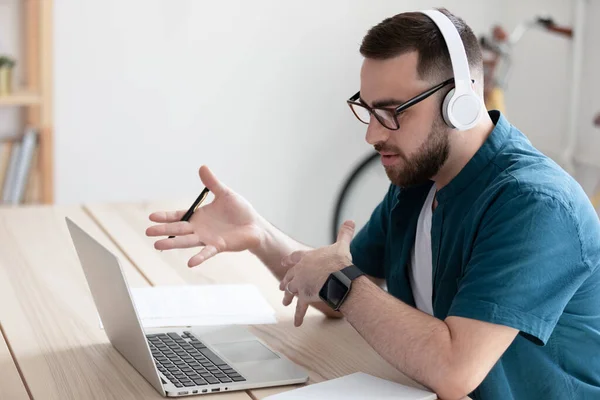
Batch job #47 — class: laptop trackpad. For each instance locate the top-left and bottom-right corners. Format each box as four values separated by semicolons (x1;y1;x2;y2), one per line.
213;340;280;363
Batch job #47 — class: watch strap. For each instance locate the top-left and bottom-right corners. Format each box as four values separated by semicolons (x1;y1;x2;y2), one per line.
340;264;365;281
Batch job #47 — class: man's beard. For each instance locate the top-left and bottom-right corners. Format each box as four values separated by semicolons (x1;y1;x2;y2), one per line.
380;116;450;188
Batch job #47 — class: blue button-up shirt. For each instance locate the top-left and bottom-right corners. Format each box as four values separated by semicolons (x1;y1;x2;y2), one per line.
350;110;600;399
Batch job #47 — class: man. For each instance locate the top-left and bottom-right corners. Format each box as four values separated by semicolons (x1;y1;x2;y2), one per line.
146;8;600;400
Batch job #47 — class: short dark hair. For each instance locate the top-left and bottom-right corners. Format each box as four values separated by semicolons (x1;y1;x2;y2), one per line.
360;8;483;84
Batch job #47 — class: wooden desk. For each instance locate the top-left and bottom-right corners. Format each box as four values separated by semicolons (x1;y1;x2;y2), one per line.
0;203;434;399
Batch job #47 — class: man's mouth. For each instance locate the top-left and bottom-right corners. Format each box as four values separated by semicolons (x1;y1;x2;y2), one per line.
380;153;401;166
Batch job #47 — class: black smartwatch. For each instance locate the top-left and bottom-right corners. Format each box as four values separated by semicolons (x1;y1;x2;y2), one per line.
319;265;365;311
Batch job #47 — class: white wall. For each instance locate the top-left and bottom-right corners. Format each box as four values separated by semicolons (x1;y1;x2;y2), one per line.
502;0;573;159
502;0;600;195
53;0;503;247
573;0;600;196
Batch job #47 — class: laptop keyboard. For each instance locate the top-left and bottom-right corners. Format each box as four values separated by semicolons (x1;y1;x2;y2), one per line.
146;331;246;388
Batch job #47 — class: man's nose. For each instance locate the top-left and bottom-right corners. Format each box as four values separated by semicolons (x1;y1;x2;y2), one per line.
365;117;391;145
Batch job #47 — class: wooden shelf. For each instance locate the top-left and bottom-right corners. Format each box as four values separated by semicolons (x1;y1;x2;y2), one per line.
0;0;53;204
0;92;42;106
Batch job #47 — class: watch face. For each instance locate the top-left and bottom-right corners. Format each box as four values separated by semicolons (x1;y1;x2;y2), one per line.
320;274;348;309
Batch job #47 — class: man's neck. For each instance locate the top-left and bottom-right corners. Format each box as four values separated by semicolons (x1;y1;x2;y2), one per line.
432;113;495;190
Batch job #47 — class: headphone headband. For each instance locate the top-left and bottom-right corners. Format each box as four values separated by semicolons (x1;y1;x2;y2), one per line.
420;9;472;95
419;9;481;130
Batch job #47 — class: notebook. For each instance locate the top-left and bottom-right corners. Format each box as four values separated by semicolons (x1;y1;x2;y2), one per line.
98;284;277;328
263;372;437;400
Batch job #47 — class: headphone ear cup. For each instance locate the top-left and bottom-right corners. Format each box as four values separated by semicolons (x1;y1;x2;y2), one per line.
441;88;456;128
441;88;482;130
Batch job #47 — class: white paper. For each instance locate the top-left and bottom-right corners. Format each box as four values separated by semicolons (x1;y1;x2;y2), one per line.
99;284;277;328
264;372;437;400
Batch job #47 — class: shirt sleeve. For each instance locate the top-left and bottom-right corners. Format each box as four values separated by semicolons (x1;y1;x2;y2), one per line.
447;191;592;345
349;184;396;279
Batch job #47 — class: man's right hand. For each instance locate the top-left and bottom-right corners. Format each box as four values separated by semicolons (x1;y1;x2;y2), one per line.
146;165;265;268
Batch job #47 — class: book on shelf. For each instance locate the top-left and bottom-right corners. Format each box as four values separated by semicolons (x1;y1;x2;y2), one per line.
1;139;21;203
23;141;40;204
0;141;12;196
1;127;39;205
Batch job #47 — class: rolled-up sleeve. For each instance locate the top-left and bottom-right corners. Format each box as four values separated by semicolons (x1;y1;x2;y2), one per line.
448;191;592;345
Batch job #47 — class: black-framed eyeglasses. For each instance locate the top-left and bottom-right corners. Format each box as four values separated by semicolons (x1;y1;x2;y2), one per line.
347;78;455;130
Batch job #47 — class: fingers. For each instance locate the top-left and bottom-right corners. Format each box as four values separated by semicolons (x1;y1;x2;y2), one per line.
336;220;356;245
294;300;309;327
146;221;194;237
154;234;204;251
282;289;295;307
280;269;296;306
199;165;229;197
280;267;295;291
281;278;309;326
188;245;219;268
148;210;187;223
281;250;307;268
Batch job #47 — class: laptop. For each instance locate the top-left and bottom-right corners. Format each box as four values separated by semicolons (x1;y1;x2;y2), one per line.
65;217;308;397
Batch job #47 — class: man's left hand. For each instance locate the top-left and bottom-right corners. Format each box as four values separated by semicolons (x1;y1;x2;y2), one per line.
279;220;356;326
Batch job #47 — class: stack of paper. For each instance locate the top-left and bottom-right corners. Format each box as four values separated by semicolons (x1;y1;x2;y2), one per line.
100;284;277;328
264;372;437;400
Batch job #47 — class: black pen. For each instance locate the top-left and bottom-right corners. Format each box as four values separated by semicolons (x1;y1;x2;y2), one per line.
168;187;210;239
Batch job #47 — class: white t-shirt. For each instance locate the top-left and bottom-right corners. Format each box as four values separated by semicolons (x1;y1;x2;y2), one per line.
409;184;436;316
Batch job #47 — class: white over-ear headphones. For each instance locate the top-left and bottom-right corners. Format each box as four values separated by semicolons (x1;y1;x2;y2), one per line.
420;9;482;131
